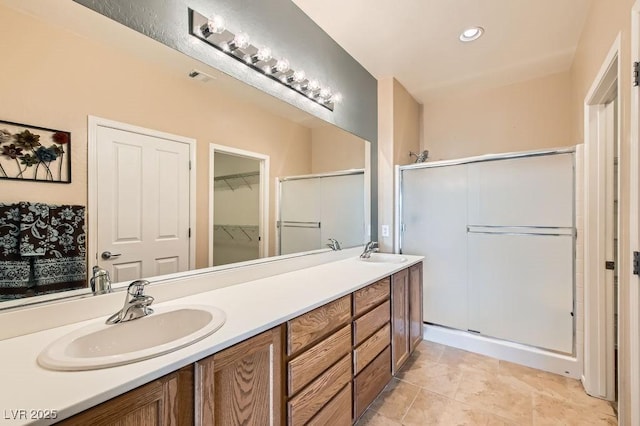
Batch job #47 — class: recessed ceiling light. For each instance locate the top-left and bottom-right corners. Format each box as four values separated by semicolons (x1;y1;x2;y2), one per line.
459;26;484;42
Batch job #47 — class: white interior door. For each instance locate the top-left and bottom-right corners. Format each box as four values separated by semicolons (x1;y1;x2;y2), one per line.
96;126;191;282
582;39;620;401
632;4;640;421
602;99;618;399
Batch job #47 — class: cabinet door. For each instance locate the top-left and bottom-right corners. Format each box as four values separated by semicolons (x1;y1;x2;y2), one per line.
195;326;284;426
353;346;392;420
391;268;410;374
59;368;193;426
409;263;424;353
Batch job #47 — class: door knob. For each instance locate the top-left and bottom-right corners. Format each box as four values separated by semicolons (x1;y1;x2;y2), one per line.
101;251;122;260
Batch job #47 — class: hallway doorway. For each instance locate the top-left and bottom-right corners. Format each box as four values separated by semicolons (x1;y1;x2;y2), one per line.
208;144;269;266
583;37;620;406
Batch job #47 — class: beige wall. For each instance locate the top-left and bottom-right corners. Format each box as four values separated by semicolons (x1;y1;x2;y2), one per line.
568;0;636;422
377;78;394;251
377;77;422;251
0;5;313;269
311;125;366;174
393;79;422;166
422;71;573;160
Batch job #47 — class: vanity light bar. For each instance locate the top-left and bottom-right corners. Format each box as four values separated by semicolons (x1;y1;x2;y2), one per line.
189;9;342;111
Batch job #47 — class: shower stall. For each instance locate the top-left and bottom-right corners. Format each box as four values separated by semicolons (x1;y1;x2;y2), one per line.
277;169;366;255
397;148;576;359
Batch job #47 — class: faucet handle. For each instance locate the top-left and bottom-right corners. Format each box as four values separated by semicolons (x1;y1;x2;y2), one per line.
91;265;112;295
365;241;378;250
128;279;150;297
327;238;342;250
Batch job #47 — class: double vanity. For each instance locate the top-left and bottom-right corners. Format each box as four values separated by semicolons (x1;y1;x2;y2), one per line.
0;253;423;425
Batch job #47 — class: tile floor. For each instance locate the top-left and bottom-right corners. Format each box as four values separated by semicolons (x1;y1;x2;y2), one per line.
356;341;617;426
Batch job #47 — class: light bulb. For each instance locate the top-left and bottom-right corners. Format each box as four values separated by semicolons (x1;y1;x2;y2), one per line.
231;32;250;50
459;26;484;42
319;87;332;100
275;58;290;73
330;92;343;104
201;15;225;35
308;80;320;92
292;70;306;83
256;47;272;62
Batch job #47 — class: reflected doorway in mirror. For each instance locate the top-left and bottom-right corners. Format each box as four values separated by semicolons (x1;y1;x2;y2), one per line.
88;116;197;283
209;145;269;267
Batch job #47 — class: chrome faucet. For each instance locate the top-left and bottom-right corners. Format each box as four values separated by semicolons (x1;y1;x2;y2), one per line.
106;280;154;324
360;241;379;259
90;265;112;295
326;238;342;251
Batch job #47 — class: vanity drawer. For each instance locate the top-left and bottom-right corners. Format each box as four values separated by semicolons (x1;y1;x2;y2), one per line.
353;278;390;316
354;345;392;420
288;354;352;425
307;382;352;426
353;300;390;345
288;324;351;396
354;323;391;375
287;295;351;356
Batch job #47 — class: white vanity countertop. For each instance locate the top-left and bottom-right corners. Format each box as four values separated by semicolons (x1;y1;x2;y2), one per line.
0;254;422;425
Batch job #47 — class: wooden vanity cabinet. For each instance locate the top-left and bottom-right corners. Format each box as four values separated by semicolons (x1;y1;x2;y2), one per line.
391;263;424;374
56;263;423;426
352;278;392;420
286;295;352;425
409;262;424;353
391;268;410;373
59;367;193;426
195;325;284;426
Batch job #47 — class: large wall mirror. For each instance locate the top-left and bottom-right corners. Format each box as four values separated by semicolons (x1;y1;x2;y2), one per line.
0;0;370;308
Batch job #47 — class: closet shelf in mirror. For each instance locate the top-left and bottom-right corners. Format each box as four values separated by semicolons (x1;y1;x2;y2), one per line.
213;225;259;242
214;171;260;191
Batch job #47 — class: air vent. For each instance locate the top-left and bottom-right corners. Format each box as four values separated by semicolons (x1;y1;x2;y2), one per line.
188;69;216;83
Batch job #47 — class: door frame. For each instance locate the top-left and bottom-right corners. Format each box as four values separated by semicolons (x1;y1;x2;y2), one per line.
87;116;197;278
582;35;620;402
628;2;640;423
208;144;269;266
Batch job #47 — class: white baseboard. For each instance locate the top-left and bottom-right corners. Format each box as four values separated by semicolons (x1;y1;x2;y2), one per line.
424;324;581;379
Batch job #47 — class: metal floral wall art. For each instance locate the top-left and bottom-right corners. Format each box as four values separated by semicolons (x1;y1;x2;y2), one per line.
0;120;71;183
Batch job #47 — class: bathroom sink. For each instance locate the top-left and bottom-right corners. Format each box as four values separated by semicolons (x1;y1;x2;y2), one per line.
38;305;226;371
360;253;408;264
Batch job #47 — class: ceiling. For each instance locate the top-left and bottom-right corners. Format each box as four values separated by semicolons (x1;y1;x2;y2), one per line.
291;0;594;103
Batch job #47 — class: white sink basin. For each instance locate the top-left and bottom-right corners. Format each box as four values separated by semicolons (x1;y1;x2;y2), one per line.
38;305;226;371
360;253;408;264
